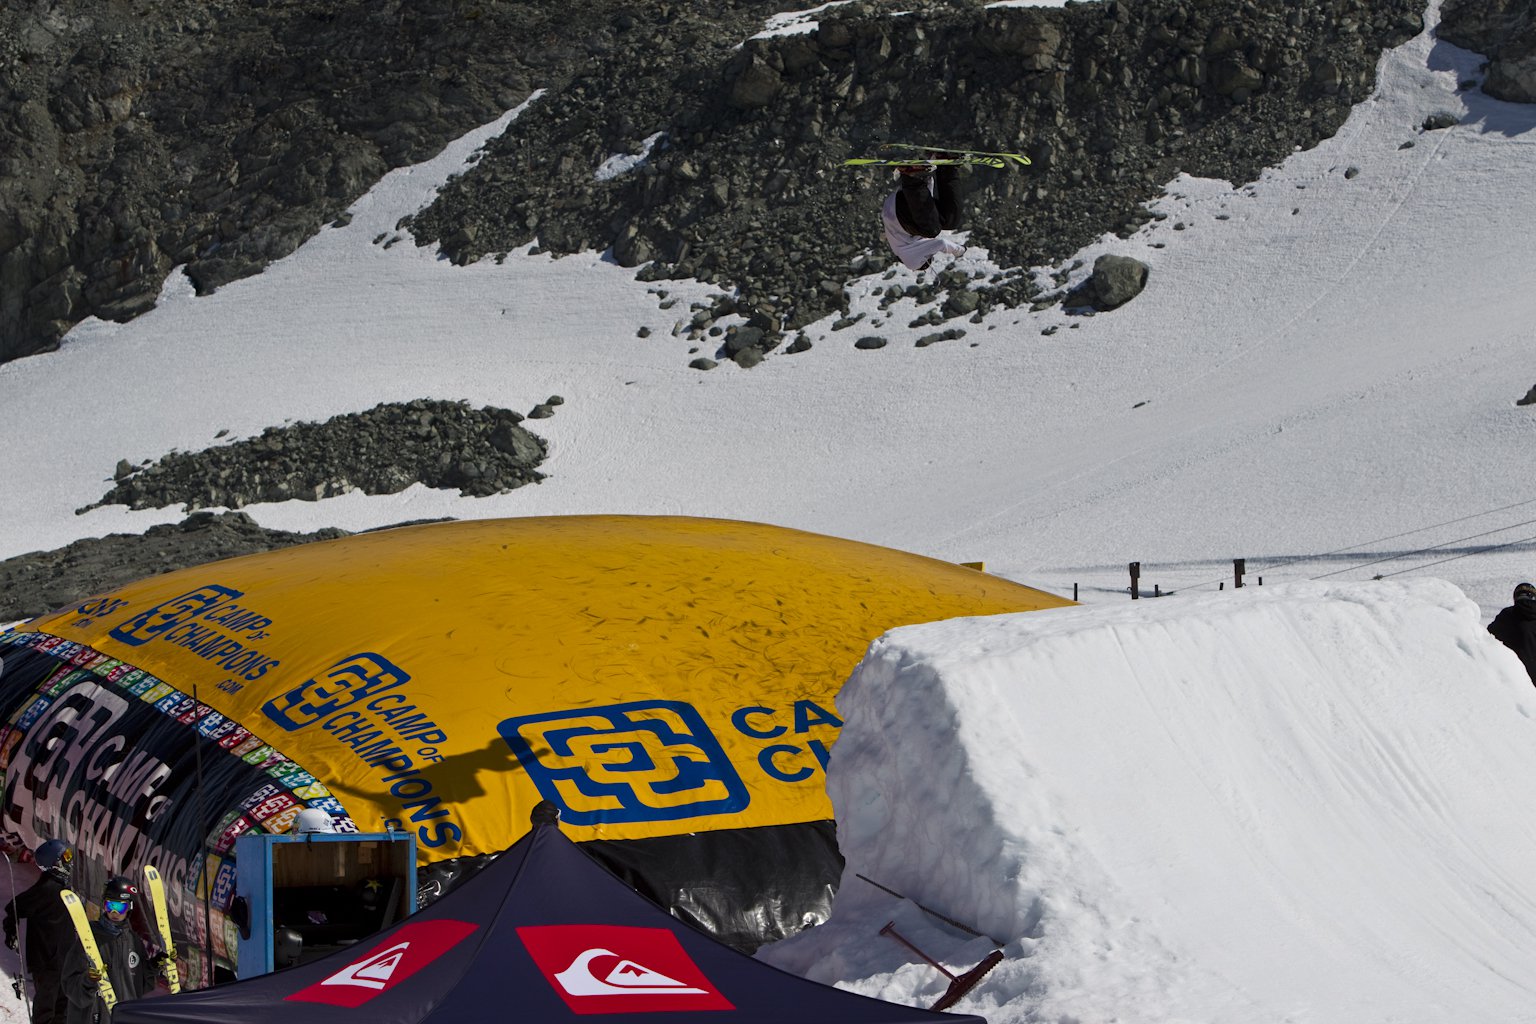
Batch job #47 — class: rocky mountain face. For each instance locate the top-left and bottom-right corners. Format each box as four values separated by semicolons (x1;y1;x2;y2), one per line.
0;511;352;621
411;0;1428;361
0;0;1464;368
5;0;1527;369
1440;0;1536;101
0;0;807;363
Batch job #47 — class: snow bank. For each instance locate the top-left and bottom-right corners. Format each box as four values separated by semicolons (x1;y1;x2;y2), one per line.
763;580;1536;1022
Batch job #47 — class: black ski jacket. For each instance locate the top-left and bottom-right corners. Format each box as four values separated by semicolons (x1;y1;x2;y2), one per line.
2;873;74;974
1488;600;1536;684
62;917;151;1024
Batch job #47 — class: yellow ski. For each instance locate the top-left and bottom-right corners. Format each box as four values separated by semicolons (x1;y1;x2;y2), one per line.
142;866;181;993
59;890;117;1012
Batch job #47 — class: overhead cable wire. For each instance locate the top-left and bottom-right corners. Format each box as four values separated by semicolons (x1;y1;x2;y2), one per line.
1166;496;1536;593
1309;516;1536;580
1259;495;1536;575
1374;531;1536;580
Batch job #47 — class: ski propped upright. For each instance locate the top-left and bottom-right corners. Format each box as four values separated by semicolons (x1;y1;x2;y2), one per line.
142;866;181;994
59;890;117;1012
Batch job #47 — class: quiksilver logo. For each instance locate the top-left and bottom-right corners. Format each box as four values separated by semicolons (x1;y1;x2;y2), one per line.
286;920;478;1007
321;942;411;990
517;924;735;1013
554;948;707;997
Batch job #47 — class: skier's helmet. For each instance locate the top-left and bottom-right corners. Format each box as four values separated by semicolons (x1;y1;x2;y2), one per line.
294;808;336;833
103;876;139;905
1515;582;1536;604
274;926;303;969
34;840;74;880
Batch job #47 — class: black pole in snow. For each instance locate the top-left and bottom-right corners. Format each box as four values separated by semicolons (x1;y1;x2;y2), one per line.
192;685;214;986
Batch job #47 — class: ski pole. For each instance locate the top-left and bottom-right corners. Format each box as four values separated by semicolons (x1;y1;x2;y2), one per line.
2;851;32;1018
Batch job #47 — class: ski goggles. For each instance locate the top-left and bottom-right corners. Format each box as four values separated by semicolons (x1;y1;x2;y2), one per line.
103;899;132;914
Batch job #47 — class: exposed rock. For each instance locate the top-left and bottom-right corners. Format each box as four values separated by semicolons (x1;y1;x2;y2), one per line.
1518;383;1536;406
0;512;353;622
1440;0;1536;103
1487;52;1536;101
916;328;965;347
1087;254;1151;310
81;399;547;513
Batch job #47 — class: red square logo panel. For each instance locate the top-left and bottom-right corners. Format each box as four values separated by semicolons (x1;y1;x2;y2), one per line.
517;925;734;1014
286;920;478;1007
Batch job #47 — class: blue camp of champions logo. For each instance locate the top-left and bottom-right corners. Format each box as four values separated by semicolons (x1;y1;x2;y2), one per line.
499;701;749;826
261;653;410;731
109;585;244;646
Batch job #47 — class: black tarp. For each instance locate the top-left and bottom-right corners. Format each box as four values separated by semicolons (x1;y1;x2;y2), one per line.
114;819;986;1024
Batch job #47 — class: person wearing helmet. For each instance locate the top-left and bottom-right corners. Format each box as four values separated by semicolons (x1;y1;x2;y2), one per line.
62;877;153;1024
3;840;76;1024
1488;582;1536;684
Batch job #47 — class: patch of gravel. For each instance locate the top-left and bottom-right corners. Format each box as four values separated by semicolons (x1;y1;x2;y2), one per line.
82;398;550;513
0;512;355;622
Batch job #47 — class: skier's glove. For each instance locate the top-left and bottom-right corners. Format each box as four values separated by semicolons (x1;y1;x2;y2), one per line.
85;966;103;985
4;932;16;951
150;951;172;966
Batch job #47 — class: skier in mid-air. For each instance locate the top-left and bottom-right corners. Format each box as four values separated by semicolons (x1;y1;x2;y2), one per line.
4;840;78;1024
881;154;966;271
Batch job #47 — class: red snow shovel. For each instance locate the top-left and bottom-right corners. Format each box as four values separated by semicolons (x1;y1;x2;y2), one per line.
879;921;1005;1012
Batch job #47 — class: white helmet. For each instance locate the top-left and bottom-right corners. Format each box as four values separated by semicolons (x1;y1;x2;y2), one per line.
294;809;337;834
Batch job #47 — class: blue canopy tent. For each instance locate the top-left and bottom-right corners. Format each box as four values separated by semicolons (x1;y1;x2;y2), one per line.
114;812;987;1024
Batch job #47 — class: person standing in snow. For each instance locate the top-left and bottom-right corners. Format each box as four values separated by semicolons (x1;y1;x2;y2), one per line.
881;157;966;271
3;840;78;1024
62;877;155;1024
1488;581;1536;684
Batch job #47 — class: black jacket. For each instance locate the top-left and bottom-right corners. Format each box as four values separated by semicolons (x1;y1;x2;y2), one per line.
1488;600;1536;684
63;917;151;1024
3;873;74;974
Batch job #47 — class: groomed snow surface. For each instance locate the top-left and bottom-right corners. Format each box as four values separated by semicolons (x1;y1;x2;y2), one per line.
760;579;1536;1022
3;0;1536;1020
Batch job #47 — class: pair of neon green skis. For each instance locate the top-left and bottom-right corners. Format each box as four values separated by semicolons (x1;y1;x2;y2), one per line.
844;142;1032;170
59;865;181;1010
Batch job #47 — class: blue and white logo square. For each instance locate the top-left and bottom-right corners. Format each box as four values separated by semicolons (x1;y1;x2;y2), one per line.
498;701;748;826
109;585;242;647
261;652;409;733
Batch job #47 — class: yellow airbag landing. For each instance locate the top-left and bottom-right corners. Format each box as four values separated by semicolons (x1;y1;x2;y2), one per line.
30;515;1069;858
